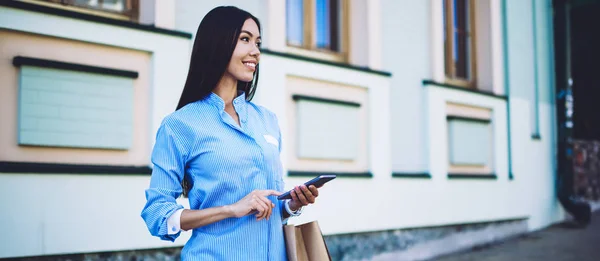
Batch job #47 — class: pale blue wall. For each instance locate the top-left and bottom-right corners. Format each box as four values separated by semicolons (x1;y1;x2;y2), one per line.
504;0;561;229
506;0;554;104
383;0;556;174
382;0;431;173
533;0;555;105
18;66;133;150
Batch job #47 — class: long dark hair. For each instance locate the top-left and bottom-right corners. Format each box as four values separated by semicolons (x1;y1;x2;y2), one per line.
179;6;261;197
176;6;261;110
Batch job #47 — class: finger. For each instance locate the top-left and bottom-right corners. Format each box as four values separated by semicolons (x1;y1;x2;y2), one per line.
294;186;309;205
261;190;283;197
253;196;269;220
253;202;266;220
308;185;319;198
300;185;315;204
290;188;300;203
256;195;275;220
266;200;272;220
258;196;275;220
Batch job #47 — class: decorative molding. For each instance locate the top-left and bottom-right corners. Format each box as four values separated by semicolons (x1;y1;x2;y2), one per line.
422;79;508;100
288;171;373;178
392;172;432;179
446;115;492;124
13;56;139;78
292;94;361;107
448;173;497;180
261;48;392;77
0;161;151;175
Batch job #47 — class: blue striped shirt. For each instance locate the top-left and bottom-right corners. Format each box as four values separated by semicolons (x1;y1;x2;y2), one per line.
141;92;287;261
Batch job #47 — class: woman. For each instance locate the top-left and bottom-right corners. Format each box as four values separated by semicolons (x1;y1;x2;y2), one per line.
141;6;321;261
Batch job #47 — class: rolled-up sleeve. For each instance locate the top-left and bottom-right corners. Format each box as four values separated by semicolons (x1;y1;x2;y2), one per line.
141;118;188;242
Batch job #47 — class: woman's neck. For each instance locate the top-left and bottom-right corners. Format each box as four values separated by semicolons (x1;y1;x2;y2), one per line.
213;74;238;105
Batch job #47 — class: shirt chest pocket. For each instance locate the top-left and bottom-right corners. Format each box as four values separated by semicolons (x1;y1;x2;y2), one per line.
258;133;284;189
262;134;279;151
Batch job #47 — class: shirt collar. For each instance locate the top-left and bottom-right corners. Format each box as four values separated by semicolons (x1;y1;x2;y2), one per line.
205;91;248;123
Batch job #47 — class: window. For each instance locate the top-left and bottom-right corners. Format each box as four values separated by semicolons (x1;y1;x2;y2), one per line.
36;0;139;21
446;103;494;175
444;0;476;87
13;57;137;150
286;76;369;176
286;0;346;58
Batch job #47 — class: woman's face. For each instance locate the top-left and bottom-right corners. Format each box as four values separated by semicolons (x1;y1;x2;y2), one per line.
225;18;261;83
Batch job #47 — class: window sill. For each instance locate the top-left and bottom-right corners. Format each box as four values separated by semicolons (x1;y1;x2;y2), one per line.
285;45;347;63
0;161;151;175
448;173;497;180
288;171;373;178
392;172;431;179
422;79;507;100
261;48;391;77
447;115;491;124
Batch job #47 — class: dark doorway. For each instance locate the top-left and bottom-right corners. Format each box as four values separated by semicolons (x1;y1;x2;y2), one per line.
572;1;600;140
553;0;600;225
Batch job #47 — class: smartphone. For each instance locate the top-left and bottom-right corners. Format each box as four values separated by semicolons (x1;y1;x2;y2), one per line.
277;174;336;200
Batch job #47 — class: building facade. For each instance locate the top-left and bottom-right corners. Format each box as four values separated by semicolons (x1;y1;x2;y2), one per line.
0;0;567;260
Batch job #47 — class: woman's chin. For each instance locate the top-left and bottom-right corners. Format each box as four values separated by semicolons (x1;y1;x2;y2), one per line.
237;76;254;82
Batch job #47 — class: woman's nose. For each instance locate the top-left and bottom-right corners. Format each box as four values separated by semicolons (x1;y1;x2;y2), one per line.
250;45;260;57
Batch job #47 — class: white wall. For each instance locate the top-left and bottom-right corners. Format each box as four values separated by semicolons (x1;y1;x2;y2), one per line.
255;54;393;235
382;0;431;173
0;0;565;258
381;0;563;236
0;6;191;145
0;174;191;257
0;5;191;258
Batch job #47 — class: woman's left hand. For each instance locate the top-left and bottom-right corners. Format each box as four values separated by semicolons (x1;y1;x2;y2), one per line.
288;185;319;211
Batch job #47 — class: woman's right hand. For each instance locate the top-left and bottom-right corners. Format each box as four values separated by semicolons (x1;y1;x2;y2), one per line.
228;190;282;220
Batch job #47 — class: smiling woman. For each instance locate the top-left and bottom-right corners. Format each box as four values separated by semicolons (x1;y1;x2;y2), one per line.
140;6;325;261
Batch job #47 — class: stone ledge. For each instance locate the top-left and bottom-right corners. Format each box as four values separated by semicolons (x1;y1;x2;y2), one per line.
324;218;528;261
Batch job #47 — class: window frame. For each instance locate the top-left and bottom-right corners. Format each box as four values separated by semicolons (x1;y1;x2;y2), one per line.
443;0;477;88
33;0;139;21
285;76;369;175
285;0;349;62
445;102;494;175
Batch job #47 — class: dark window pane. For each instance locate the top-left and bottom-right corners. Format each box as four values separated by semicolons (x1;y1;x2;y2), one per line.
454;0;471;80
329;0;340;52
444;0;451;76
315;0;341;51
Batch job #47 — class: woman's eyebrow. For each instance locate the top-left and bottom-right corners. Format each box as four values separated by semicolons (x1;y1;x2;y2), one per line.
241;30;261;40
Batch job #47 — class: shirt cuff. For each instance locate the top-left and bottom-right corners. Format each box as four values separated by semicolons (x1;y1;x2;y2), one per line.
285;199;303;217
167;209;184;235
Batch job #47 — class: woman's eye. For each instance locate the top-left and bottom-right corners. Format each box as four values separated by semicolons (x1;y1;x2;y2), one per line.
256;42;262;47
241;37;249;42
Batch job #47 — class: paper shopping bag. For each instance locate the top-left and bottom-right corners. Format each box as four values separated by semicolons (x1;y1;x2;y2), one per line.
283;221;332;261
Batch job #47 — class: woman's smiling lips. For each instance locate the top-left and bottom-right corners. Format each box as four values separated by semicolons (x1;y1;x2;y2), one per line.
243;60;257;71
